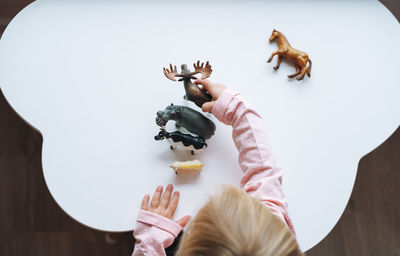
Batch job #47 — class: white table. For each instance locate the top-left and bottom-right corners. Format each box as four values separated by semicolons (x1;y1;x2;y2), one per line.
1;0;399;251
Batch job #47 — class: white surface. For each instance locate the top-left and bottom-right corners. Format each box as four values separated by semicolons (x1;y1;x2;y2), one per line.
0;0;399;251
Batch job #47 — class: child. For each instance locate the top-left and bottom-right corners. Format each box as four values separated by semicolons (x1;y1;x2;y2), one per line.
132;80;303;256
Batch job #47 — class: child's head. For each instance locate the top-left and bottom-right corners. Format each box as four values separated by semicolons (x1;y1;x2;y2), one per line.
176;185;303;256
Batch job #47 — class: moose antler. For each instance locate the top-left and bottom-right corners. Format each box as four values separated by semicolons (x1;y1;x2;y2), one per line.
193;61;212;79
163;64;180;82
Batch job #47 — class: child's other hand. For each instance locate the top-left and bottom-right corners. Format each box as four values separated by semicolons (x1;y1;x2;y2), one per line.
193;79;227;112
141;184;191;228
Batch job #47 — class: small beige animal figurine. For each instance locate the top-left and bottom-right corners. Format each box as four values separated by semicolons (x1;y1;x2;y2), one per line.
267;29;312;80
169;160;203;174
163;61;212;108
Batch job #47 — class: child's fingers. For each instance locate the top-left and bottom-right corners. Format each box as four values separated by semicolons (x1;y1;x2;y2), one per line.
160;184;173;209
141;194;150;211
193;79;212;92
176;215;191;228
166;191;180;218
150;185;163;210
202;101;215;113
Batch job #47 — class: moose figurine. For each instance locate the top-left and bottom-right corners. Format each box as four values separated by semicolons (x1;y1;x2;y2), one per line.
163;61;213;108
267;29;312;80
154;128;207;155
156;104;216;140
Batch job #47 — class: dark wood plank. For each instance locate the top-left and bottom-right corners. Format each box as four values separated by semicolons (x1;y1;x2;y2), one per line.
0;89;134;256
380;0;400;22
306;127;400;256
0;0;33;17
0;1;399;255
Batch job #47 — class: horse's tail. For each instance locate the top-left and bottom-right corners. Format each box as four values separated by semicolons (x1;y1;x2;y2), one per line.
307;59;312;77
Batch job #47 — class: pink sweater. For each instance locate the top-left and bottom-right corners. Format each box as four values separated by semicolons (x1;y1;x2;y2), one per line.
132;88;295;255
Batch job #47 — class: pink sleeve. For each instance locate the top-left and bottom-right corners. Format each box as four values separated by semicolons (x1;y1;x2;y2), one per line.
132;210;182;256
212;88;295;234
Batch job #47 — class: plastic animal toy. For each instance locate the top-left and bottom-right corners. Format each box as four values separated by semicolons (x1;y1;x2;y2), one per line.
163;61;212;108
156;103;216;139
169;160;203;175
267;29;312;80
154;128;207;155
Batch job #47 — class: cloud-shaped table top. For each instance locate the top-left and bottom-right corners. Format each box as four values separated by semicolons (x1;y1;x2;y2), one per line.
0;0;399;251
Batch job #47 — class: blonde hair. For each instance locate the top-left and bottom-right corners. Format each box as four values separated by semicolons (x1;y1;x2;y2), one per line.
176;185;303;256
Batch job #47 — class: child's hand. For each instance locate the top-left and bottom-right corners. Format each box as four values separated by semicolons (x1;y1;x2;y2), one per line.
193;79;227;112
141;184;191;228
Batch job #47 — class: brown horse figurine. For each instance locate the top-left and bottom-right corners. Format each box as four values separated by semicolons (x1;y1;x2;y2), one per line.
267;29;312;80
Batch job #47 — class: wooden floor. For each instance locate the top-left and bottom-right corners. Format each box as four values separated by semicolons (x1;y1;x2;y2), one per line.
0;1;399;255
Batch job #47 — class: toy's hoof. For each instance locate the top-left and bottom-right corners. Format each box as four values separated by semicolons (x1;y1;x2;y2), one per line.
191;150;195;155
267;59;272;63
296;77;303;81
170;146;174;150
273;67;279;70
